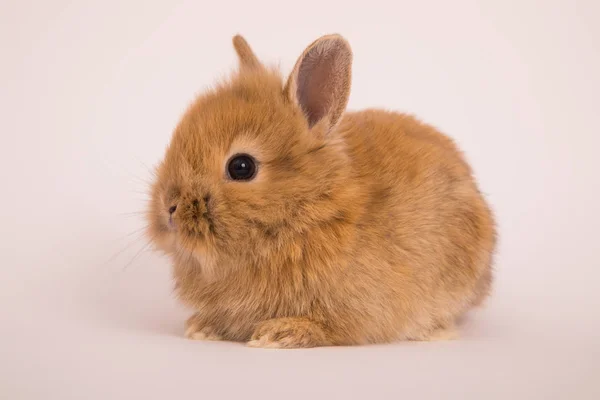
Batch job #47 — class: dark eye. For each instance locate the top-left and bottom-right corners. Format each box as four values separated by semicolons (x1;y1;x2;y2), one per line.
227;154;257;181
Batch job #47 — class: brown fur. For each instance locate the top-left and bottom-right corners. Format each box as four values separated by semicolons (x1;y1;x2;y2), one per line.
146;34;496;348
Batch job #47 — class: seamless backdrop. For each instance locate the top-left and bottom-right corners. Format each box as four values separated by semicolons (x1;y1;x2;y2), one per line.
1;1;599;399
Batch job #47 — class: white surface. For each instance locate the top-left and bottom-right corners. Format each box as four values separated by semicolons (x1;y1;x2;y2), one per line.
1;1;599;399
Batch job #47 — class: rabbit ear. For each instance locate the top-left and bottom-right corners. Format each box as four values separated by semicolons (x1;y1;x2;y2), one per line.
232;34;262;70
284;34;352;131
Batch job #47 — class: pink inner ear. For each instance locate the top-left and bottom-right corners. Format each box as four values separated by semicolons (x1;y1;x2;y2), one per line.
296;47;339;128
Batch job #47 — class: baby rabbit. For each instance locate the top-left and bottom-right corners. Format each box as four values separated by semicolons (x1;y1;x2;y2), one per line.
146;34;496;348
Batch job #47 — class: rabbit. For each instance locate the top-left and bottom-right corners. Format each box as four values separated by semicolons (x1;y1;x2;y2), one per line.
146;33;496;348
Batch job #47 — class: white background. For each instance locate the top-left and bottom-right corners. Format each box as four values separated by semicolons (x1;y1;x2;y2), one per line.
1;1;599;399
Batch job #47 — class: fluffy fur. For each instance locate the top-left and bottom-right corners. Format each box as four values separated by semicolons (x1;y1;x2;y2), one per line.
146;34;496;348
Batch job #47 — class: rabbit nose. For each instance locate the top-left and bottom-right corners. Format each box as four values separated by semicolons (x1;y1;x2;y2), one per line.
168;205;177;214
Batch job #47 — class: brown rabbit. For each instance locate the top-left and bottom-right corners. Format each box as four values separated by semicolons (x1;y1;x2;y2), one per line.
146;34;496;348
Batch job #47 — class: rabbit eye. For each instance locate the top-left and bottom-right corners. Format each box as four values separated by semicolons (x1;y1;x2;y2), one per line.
227;154;257;181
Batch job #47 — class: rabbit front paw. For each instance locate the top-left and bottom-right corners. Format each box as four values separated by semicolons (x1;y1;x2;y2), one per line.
247;317;330;349
184;314;223;341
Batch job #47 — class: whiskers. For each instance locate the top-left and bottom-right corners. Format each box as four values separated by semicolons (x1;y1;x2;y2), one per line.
98;156;164;272
118;211;149;218
101;222;164;272
103;224;147;265
121;234;157;271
